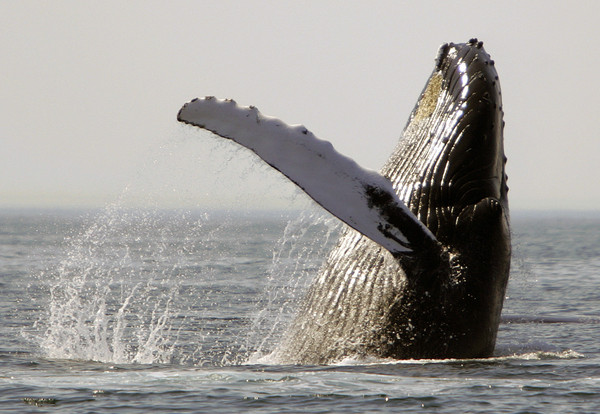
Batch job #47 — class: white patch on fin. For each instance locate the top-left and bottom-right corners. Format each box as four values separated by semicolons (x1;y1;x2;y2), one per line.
177;97;437;254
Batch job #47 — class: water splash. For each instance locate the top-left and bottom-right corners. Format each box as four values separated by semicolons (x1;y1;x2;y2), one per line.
35;205;212;364
29;133;341;366
31;199;340;367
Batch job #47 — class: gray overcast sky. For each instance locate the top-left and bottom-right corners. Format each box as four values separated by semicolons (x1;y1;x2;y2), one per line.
2;1;599;211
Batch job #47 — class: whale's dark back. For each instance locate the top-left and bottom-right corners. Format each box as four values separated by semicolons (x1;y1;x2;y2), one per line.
273;40;510;364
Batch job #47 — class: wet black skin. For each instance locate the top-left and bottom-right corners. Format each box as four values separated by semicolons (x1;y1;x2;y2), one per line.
274;39;510;363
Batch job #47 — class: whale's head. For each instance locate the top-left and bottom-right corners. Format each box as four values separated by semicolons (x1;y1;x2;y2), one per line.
384;39;509;247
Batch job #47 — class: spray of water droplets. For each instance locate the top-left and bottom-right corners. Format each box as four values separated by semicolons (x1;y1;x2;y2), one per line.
31;201;341;366
35;205;206;364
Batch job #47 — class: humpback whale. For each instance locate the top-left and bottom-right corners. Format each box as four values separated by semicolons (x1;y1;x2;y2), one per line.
178;39;510;364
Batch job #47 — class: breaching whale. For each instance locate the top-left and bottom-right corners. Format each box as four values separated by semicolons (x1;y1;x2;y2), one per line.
178;39;510;364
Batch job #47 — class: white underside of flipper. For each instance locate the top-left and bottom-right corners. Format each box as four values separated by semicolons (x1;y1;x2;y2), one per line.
178;97;436;255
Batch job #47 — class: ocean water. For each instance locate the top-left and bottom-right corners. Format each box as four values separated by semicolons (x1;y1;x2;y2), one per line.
1;207;599;413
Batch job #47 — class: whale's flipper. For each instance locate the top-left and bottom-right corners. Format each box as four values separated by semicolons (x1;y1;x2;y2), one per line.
178;97;437;255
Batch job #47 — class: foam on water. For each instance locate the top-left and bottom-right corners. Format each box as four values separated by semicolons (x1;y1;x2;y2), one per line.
251;347;585;368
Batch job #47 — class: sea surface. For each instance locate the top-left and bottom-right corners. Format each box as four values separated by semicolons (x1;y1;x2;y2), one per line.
1;207;599;413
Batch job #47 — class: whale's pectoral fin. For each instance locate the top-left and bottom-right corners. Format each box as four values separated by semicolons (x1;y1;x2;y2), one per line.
178;97;438;255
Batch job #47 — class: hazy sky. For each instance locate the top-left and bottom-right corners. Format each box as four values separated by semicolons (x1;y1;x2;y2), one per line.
2;1;599;211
